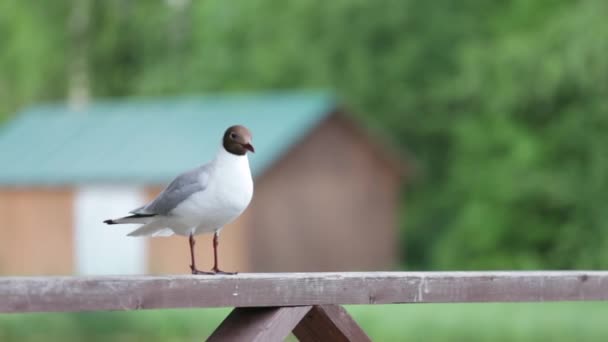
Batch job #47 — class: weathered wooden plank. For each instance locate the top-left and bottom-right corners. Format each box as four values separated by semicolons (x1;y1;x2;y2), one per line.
293;305;371;342
208;306;312;342
1;271;607;313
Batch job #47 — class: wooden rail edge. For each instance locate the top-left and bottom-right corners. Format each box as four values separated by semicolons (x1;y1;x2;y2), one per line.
1;271;607;313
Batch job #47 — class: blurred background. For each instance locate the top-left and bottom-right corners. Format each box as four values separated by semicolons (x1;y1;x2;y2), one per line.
1;0;608;340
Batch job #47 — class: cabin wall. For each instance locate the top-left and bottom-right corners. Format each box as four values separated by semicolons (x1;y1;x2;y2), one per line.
248;115;401;272
0;188;74;275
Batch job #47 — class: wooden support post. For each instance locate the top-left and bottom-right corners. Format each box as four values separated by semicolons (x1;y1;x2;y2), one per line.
293;305;371;342
208;306;312;342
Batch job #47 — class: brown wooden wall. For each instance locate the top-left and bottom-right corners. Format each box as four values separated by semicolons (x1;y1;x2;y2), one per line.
247;114;401;272
0;188;74;275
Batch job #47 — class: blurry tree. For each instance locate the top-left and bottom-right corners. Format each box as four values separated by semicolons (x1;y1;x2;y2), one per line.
0;1;68;119
433;0;608;269
1;0;607;269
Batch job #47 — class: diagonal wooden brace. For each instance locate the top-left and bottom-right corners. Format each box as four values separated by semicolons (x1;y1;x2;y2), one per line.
293;305;371;342
208;304;370;342
207;306;312;341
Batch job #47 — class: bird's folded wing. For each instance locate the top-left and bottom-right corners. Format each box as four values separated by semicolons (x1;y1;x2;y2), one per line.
132;164;211;216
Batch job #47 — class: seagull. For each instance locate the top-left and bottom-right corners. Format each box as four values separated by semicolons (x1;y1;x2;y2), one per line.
103;125;254;275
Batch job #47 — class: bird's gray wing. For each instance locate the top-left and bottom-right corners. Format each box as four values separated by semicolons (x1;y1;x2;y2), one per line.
130;164;211;216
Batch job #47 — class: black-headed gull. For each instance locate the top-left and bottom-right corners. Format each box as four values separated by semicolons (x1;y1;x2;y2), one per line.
104;125;254;275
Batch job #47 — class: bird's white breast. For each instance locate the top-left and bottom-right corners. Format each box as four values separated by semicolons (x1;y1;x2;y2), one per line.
170;148;253;235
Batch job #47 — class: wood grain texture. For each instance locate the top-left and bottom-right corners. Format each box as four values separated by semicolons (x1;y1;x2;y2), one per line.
208;306;312;342
293;305;371;342
1;271;607;313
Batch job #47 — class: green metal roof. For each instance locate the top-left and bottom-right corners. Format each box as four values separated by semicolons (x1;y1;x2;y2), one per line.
0;91;336;186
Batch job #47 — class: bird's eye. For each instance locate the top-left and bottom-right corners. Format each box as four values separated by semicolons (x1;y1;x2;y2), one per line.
230;133;237;139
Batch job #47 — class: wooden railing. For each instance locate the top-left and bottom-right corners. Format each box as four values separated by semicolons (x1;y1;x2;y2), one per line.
2;272;607;341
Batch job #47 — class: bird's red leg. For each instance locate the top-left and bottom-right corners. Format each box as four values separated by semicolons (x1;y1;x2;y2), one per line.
189;233;213;275
212;231;237;275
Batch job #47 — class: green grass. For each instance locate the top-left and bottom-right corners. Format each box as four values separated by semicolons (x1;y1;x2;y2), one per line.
348;303;608;341
1;303;607;341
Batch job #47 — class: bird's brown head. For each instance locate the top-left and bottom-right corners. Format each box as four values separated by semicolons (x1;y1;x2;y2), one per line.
223;125;254;156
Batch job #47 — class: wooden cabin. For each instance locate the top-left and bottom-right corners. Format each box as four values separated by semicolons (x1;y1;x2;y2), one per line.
0;92;405;275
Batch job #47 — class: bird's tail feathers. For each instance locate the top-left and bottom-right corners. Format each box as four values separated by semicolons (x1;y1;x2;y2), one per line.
127;221;174;237
103;214;156;225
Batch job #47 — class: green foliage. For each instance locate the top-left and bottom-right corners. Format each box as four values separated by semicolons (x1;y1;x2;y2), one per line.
0;1;68;120
429;0;608;269
1;0;607;269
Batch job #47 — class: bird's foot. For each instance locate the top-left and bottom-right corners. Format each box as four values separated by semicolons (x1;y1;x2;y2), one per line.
190;265;214;275
212;268;238;275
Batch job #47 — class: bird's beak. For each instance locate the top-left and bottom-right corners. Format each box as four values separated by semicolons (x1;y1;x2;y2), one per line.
244;143;255;153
